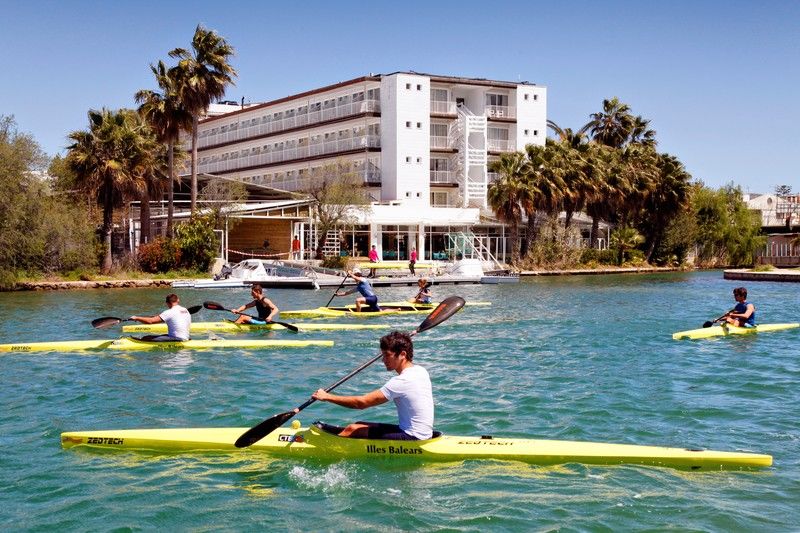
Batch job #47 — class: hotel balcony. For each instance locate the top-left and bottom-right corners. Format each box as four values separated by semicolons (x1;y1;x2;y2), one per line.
430;170;457;184
487;172;500;183
485;105;516;119
430;135;455;150
430;100;457;115
265;169;381;192
198;134;380;174
199;99;381;149
487;139;515;152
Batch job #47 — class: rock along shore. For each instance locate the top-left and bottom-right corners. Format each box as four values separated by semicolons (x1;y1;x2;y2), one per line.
519;266;680;276
12;279;175;291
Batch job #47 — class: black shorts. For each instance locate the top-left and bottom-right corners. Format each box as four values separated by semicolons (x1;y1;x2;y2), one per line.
356;421;418;440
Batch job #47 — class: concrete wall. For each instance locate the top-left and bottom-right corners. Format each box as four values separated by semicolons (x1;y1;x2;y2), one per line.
515;85;547;150
228;219;293;258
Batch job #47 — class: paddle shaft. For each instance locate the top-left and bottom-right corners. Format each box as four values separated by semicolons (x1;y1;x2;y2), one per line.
92;305;201;329
325;274;349;307
704;308;735;328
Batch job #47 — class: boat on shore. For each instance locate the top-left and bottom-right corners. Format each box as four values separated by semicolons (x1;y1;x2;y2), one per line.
672;322;799;340
61;420;772;471
122;321;390;334
0;337;334;353
172;259;320;289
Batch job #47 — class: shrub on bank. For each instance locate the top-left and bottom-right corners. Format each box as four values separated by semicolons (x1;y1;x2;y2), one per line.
138;238;182;273
174;216;218;272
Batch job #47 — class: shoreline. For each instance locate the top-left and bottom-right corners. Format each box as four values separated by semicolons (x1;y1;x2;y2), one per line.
8;266;685;291
723;268;800;283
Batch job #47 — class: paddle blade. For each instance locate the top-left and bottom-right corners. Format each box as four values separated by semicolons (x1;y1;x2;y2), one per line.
91;317;122;329
702;321;714;328
275;321;299;333
203;301;227;311
415;296;465;334
187;305;202;314
235;410;297;448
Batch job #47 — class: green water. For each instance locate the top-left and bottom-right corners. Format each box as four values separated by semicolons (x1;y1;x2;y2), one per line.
1;271;798;530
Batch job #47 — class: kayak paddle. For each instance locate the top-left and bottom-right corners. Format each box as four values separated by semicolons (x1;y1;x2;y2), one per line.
325;273;349;307
703;309;735;328
234;295;466;448
91;305;202;329
202;301;299;333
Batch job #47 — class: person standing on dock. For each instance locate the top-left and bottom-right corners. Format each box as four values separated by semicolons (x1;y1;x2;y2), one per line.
291;235;301;260
724;287;756;327
129;294;191;341
368;244;379;277
335;268;381;312
232;284;279;324
409;247;418;275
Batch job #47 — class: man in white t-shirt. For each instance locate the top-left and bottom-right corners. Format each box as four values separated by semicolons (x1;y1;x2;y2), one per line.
312;331;434;440
129;293;191;341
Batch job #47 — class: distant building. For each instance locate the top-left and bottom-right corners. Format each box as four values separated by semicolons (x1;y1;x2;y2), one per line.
184;72;547;263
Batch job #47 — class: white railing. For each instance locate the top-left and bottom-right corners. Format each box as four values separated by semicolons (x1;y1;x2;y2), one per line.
485;105;516;119
430;170;456;183
487;139;515;152
430;135;453;149
198;135;380;174
430;100;456;115
199;99;380;148
487;172;500;183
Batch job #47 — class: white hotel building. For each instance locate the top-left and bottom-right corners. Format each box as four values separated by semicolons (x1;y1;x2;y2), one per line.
193;72;546;262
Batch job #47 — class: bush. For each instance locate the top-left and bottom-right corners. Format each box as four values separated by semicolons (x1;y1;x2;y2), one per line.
138;238;181;273
322;255;348;270
175;216;218;272
580;248;617;265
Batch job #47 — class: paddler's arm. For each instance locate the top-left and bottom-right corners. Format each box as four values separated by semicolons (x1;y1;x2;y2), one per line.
263;297;279;321
730;303;755;319
312;388;388;409
129;314;163;324
233;300;257;314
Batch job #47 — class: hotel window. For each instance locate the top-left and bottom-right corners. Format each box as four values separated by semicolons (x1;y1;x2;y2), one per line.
533;94;538;101
406;83;411;89
430;123;448;137
417;84;422;91
367;88;380;100
524;129;529;136
352;91;364;102
488;127;509;141
431;88;448;102
534;130;539;136
406;156;412;163
485;93;509;107
416;157;422;164
406;121;412;128
431;191;448;206
524;94;529;101
416;122;422;128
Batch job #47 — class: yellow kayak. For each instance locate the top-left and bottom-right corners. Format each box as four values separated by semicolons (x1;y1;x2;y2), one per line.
61;420;772;471
280;301;490;319
672;322;800;340
0;336;334;353
122;322;390;333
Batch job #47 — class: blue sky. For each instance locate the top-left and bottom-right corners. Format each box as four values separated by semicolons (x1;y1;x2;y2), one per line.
1;1;797;192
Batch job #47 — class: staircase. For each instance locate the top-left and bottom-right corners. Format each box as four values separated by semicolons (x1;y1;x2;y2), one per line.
445;231;505;269
453;106;488;208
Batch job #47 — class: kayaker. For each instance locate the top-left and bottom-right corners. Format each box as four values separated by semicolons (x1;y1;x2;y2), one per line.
231;284;279;324
411;277;432;304
128;294;191;341
335;268;381;312
724;286;756;327
312;330;433;440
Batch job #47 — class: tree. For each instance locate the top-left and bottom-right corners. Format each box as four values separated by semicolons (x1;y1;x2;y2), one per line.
198;177;248;229
638;153;692;262
610;226;644;265
304;161;370;259
775;184;793;197
523;142;565;254
170;25;237;214
488;152;529;263
66;109;150;272
135;61;193;237
586;97;635;148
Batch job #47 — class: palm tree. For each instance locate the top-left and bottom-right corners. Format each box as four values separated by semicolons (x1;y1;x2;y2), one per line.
488;152;529;263
586;97;635;148
135;61;193;237
639;153;692;262
523;142;565;253
170;25;237;214
610;226;645;265
629;115;657;147
66;109;149;272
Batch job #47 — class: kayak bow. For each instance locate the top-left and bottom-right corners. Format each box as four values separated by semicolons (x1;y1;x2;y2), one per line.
122;322;390;333
672;322;800;340
60;421;771;471
0;337;334;353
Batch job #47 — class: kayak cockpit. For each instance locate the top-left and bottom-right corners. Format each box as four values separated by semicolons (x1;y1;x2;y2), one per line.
312;421;442;440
